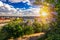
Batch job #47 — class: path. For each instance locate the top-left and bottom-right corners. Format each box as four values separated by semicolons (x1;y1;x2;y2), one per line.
9;32;45;40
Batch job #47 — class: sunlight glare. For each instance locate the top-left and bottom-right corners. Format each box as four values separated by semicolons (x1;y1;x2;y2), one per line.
41;12;48;16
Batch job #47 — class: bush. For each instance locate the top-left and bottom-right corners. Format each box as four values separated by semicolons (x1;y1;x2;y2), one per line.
23;26;34;35
1;21;24;39
0;29;9;40
1;20;35;40
38;22;60;40
33;22;51;32
33;25;42;33
1;18;52;40
33;22;43;33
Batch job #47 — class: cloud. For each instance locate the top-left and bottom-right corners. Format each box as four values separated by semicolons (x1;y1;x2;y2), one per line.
0;1;40;16
9;0;31;5
0;0;6;2
0;1;3;6
9;0;22;3
0;0;35;6
18;8;40;16
0;1;17;15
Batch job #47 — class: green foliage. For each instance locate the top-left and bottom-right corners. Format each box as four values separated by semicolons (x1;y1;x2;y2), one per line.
0;20;34;40
0;30;8;40
45;0;56;4
1;17;58;40
1;0;60;40
34;0;60;40
33;21;50;33
2;23;24;39
38;21;60;40
33;22;42;33
23;26;34;35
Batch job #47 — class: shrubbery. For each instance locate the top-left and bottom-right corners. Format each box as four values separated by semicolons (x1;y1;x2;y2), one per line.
38;22;60;40
23;26;34;35
0;20;34;40
0;19;51;40
33;22;42;33
1;21;24;39
35;0;60;40
33;21;50;33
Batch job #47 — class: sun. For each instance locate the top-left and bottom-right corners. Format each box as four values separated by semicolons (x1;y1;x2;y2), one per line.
39;5;51;24
41;12;48;16
40;5;50;17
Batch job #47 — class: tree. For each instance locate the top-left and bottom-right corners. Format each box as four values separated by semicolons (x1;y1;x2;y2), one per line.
1;20;24;40
23;25;34;35
34;0;60;40
1;19;35;40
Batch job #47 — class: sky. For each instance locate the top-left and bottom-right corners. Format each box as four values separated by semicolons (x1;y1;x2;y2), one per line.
0;0;40;16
